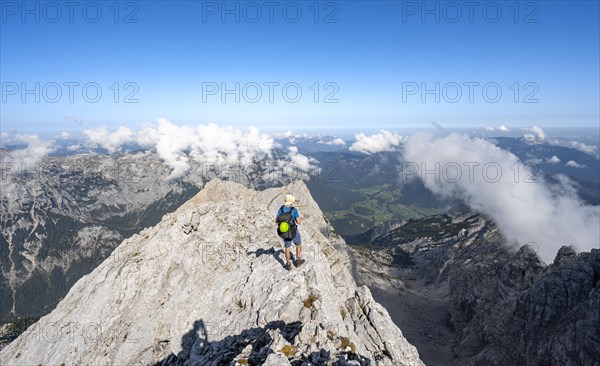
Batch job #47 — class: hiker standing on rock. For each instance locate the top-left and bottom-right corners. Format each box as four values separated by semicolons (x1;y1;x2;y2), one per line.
276;194;305;271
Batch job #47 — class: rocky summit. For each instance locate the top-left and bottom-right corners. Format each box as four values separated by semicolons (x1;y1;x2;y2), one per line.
0;179;424;366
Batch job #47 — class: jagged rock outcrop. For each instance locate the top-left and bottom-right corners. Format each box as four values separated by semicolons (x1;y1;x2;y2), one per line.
350;212;600;366
0;179;424;366
487;248;599;366
443;241;599;366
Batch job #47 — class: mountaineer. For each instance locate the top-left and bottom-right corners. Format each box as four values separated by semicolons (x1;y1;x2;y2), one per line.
275;194;305;270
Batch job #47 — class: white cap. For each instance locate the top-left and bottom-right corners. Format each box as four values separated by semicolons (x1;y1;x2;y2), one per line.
284;194;296;206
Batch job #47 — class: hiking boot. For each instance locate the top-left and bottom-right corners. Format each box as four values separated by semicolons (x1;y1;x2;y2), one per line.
285;262;292;271
295;258;305;268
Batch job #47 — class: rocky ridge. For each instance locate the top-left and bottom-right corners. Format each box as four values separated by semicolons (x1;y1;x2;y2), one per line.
0;179;424;366
0;149;311;323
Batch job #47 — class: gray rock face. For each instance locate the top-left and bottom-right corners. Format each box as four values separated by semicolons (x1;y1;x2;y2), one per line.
445;243;599;366
0;179;424;366
495;248;600;366
351;213;600;366
0;149;314;323
0;152;201;322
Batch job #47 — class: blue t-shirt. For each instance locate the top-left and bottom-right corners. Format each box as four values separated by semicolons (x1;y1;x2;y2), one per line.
276;206;299;222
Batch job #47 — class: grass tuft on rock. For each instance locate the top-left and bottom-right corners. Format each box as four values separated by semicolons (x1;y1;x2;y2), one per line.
303;293;318;309
279;344;297;357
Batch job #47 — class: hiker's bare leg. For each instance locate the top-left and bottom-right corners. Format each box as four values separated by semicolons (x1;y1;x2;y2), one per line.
285;247;291;263
296;244;301;259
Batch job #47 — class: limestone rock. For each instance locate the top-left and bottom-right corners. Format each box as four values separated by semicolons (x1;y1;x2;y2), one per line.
0;179;424;366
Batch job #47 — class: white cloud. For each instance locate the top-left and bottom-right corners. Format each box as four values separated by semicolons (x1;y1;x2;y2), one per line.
61;132;70;139
137;119;277;180
403;132;600;263
0;132;11;146
83;126;136;154
317;137;345;146
484;125;510;132
565;160;586;168
547;155;560;164
569;140;598;157
326;138;346;146
82;119;313;180
270;130;293;139
349;130;405;154
0;131;20;146
2;134;54;169
529;133;598;159
288;146;316;172
523;126;547;143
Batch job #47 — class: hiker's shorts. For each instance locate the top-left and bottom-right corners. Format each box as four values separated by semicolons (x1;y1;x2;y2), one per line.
283;230;301;248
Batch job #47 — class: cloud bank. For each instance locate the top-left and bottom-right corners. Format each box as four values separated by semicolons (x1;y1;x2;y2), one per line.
403;132;600;263
1;134;54;169
349;130;405;154
568;140;599;157
82;118;314;180
83;126;136;154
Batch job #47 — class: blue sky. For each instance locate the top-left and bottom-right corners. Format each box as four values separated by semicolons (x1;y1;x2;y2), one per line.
1;0;599;133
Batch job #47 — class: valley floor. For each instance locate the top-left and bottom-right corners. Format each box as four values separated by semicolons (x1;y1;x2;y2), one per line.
350;246;455;366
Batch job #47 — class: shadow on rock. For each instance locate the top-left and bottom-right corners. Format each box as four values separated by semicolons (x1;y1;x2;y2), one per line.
247;247;287;269
154;319;374;366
